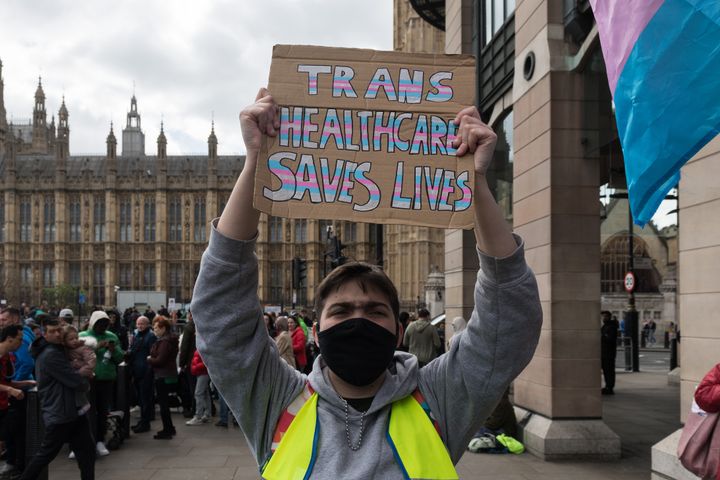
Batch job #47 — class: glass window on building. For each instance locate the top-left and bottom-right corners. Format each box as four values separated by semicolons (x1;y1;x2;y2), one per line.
93;265;105;306
118;263;132;290
42;264;55;287
168;197;182;242
19;197;32;242
168;263;183;302
488;110;514;222
269;216;282;243
193;198;207;242
269;262;283;304
343;222;357;243
0;195;4;243
144;198;156;242
20;264;31;285
319;220;332;242
93;197;105;242
294;219;307;243
119;199;133;242
483;0;516;45
143;264;156;291
654;311;661;320
68;198;81;242
43;196;56;243
69;262;81;286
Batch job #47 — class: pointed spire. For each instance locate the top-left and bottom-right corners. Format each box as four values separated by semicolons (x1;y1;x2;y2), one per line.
208;119;218;144
107;121;116;142
107;121;117;159
59;95;68;118
158;120;167;143
35;76;45;102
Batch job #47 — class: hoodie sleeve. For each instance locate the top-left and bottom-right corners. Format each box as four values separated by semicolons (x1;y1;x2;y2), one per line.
191;221;305;466
12;328;35;381
418;235;542;463
45;348;89;391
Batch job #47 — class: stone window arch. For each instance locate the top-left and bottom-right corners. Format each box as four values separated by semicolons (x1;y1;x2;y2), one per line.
601;234;661;293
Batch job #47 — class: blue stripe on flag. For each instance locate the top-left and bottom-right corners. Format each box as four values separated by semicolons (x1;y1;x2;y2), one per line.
614;0;720;225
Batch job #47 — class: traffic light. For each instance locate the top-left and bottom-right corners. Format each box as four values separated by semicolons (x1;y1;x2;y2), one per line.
330;236;347;269
292;257;307;289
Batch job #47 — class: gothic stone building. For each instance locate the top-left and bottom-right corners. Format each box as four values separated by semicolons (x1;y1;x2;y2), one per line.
0;59;443;311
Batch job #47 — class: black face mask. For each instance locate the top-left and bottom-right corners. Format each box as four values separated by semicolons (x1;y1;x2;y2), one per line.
317;317;397;387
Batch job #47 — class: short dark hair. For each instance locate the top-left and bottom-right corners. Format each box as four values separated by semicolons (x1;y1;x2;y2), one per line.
0;324;22;342
41;317;59;328
314;262;399;325
0;307;21;322
418;308;430;318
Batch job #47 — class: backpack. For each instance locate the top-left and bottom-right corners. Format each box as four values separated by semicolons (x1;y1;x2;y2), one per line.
106;411;125;450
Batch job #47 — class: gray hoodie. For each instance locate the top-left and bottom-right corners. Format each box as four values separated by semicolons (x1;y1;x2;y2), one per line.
192;222;542;479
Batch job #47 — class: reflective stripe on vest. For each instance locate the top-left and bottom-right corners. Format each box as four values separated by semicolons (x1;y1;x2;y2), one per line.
262;391;458;480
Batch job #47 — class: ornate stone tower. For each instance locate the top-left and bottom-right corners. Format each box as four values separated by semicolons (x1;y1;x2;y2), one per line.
0;58;7;153
121;95;145;156
31;77;48;153
56;97;69;160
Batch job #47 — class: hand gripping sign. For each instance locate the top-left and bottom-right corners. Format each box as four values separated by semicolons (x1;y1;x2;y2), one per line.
255;45;477;229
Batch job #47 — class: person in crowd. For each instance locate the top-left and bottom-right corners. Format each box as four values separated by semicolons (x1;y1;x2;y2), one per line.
448;316;468;350
263;313;276;338
106;309;129;352
79;311;125;456
0;324;36;476
178;310;197;419
0;307;36;475
144;306;156;322
146;316;178;439
22;319;94;480
59;308;75;327
186;349;211;425
128;316;156;433
191;91;542;477
158;305;170;318
273;316;295;368
215;393;236;428
403;307;441;368
63;325;96;460
601;310;618;395
288;316;307;372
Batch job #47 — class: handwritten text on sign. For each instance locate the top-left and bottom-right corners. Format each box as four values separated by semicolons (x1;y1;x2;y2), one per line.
254;45;477;229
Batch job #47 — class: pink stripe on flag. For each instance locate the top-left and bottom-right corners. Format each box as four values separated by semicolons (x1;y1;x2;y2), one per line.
589;0;664;94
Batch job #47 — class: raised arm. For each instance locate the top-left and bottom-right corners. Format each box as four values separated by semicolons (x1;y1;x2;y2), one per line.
192;89;304;467
419;106;542;462
453;106;516;258
216;88;279;241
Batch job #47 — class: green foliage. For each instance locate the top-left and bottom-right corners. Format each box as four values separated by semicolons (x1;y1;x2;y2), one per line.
41;284;78;308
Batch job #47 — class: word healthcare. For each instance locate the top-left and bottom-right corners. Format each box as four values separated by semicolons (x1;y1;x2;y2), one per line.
255;45;477;229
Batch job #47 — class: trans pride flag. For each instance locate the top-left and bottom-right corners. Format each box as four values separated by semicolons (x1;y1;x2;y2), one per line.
589;0;720;225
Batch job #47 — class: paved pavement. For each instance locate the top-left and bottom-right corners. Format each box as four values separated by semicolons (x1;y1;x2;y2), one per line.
45;363;678;479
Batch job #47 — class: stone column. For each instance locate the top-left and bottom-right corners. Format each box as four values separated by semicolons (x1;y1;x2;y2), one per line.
510;0;619;459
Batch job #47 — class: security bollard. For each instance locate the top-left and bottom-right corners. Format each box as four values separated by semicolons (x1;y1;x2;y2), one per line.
115;363;132;439
670;338;678;371
25;388;48;480
623;337;632;371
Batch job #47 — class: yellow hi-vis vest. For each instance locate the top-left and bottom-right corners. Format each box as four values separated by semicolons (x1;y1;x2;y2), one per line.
262;388;459;480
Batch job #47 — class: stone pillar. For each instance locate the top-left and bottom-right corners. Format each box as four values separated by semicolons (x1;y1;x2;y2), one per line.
424;268;445;319
507;0;619;460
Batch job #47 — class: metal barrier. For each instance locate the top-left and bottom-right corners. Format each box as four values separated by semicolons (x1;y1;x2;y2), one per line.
25;388;48;480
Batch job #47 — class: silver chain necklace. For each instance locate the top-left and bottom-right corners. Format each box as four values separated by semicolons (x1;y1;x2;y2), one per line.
339;396;366;451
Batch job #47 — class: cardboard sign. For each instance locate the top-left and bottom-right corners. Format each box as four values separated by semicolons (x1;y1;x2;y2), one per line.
255;45;477;229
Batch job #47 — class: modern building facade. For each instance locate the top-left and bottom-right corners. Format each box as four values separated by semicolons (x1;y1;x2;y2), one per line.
400;0;719;469
0;59;444;312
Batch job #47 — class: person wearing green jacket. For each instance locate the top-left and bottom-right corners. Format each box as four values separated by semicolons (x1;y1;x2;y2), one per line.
79;310;125;456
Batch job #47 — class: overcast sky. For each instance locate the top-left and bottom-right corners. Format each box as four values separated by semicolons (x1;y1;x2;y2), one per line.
0;0;393;156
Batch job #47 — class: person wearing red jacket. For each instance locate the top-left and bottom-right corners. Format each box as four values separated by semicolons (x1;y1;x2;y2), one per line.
696;363;720;413
186;350;211;426
694;362;720;480
288;317;306;371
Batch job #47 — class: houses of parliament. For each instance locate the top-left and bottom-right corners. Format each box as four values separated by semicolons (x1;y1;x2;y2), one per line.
0;58;445;311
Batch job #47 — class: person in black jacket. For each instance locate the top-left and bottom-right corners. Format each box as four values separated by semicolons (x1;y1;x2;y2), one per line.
128;316;156;433
20;318;94;480
106;309;129;352
601;310;618;395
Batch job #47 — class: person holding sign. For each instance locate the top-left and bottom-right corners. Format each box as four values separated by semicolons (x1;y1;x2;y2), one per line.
192;88;541;479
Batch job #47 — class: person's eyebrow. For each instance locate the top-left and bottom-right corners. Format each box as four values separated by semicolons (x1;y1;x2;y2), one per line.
327;301;391;312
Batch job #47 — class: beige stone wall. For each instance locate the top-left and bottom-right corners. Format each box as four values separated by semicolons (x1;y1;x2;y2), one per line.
678;134;720;420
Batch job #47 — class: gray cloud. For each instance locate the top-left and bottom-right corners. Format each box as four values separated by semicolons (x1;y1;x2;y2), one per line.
0;0;392;154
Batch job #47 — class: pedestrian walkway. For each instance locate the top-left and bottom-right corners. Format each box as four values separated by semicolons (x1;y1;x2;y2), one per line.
48;370;678;479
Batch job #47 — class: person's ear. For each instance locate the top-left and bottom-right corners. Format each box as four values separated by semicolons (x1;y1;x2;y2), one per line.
312;322;319;348
396;321;404;348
